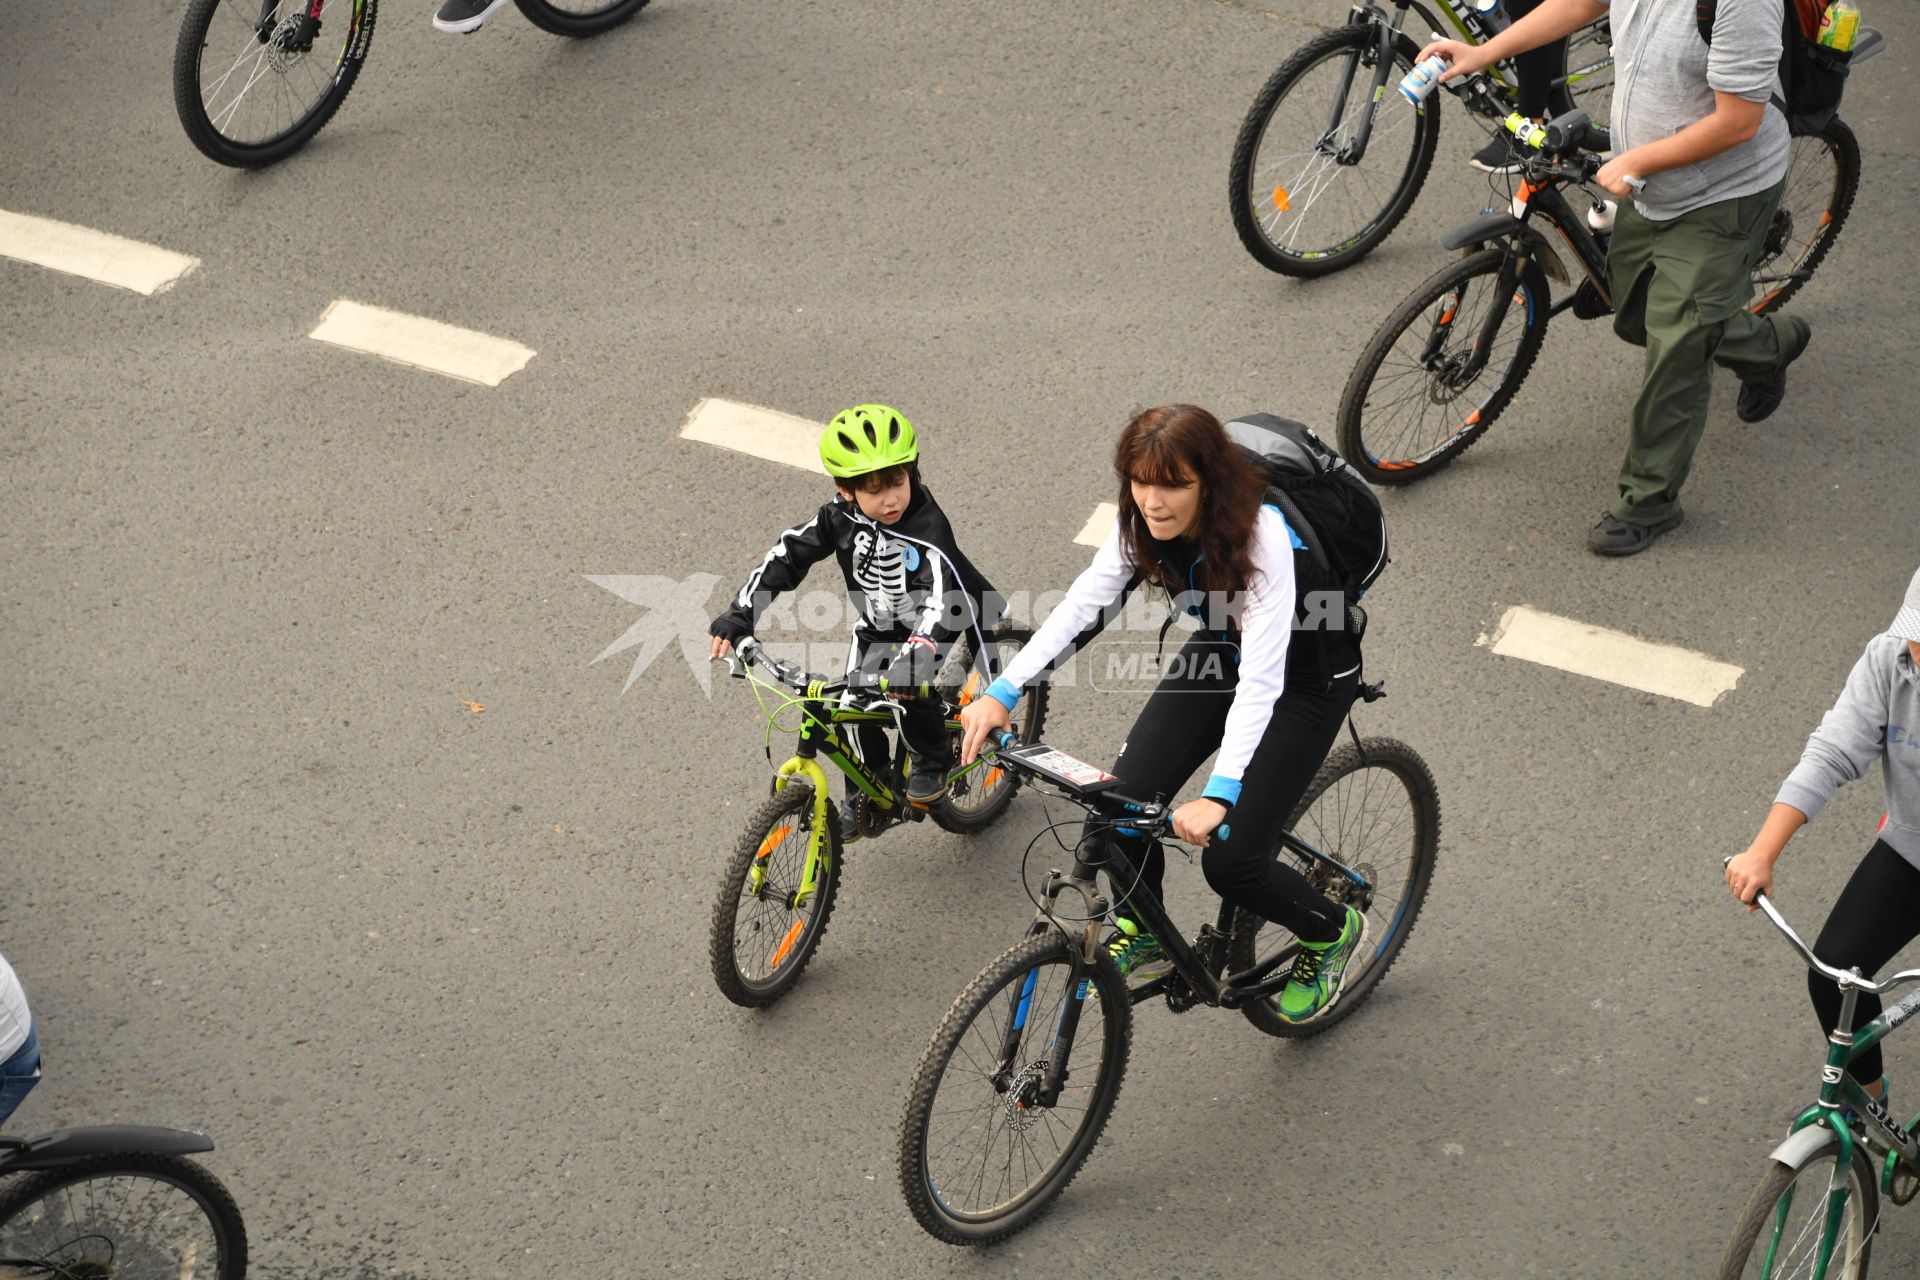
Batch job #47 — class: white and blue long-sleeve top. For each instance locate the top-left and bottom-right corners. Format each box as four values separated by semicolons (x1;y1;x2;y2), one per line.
986;507;1302;810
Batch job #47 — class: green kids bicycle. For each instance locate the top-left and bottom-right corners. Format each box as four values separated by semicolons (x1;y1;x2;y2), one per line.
707;631;1049;1009
1717;877;1920;1279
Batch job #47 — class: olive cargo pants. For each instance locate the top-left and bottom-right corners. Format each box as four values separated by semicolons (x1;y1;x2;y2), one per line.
1605;180;1795;525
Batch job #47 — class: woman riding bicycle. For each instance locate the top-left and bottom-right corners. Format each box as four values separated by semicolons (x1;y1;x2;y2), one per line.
958;404;1365;1024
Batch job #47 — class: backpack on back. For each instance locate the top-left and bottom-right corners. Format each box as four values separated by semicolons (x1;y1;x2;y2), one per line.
1696;0;1853;136
1223;413;1389;628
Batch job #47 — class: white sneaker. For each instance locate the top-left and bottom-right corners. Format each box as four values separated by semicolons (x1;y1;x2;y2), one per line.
433;0;513;34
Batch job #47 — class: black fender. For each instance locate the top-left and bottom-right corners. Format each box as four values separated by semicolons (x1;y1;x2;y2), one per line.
1439;212;1571;284
0;1124;214;1171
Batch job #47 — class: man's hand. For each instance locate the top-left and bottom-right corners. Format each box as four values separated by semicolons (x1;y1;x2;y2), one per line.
1416;38;1487;83
1594;154;1645;199
1171;798;1230;847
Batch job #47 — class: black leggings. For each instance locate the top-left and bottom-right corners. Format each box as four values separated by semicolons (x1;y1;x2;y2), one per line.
1088;634;1358;945
1809;840;1920;1085
1506;0;1565;120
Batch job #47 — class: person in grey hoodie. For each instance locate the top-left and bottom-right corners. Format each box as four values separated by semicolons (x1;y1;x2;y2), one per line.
1726;569;1920;1102
1423;0;1813;557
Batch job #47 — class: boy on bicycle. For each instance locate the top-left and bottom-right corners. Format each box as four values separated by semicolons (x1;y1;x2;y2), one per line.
708;404;1001;823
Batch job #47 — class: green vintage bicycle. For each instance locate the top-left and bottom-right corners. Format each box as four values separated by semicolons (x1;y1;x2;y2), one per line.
1228;0;1613;278
707;631;1049;1009
1716;877;1920;1279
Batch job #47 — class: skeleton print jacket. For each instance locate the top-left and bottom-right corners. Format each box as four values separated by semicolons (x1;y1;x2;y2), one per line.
711;484;1002;666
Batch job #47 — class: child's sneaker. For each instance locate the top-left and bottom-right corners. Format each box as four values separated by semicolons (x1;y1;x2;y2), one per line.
433;0;512;34
1106;917;1173;983
906;763;948;808
1274;906;1369;1024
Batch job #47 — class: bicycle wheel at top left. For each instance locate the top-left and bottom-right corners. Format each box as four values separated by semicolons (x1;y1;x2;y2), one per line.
173;0;375;168
709;780;845;1009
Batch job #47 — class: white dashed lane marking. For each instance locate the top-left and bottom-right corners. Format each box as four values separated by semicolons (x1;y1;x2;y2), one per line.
308;299;535;386
678;397;825;471
1074;503;1116;548
0;209;199;295
1477;605;1744;708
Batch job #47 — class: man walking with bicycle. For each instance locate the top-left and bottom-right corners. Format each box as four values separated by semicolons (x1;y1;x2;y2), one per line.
1423;0;1812;556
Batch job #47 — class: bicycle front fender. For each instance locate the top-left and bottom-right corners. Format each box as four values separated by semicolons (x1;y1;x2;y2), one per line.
1771;1118;1847;1171
0;1125;214;1172
1438;213;1570;285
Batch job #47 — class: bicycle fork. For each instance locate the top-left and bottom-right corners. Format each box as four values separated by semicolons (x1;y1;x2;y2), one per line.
1423;249;1528;386
989;874;1109;1110
1331;6;1410;164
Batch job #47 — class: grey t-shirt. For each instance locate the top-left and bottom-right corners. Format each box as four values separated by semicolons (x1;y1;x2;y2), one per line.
1601;0;1791;220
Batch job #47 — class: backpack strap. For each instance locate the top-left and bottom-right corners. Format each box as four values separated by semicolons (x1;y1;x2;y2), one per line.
1695;0;1792;118
1697;0;1716;43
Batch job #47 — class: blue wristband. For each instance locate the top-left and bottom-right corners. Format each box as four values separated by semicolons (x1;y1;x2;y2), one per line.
984;677;1022;713
1201;775;1242;808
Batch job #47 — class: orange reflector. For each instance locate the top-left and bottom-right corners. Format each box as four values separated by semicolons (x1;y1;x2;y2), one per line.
960;672;983;707
1820;211;1833;226
769;919;807;967
1272;187;1291;213
1466;409;1481;426
756;824;793;859
984;767;1003;790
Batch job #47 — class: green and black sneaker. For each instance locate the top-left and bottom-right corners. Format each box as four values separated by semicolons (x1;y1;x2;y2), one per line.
1274;906;1369;1024
1106;917;1173;983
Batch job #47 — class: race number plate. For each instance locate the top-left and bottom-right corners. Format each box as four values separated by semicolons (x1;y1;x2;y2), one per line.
1007;745;1120;794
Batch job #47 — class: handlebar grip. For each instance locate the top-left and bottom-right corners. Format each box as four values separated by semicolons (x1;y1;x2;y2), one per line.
991;729;1017;749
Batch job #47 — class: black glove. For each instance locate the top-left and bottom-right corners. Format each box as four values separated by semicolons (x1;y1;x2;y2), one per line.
880;637;940;695
709;612;753;642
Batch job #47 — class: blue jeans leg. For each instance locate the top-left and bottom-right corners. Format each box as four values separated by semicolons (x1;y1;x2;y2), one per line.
0;1022;43;1130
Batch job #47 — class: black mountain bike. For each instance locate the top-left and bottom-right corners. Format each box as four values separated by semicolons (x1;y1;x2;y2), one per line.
1335;86;1873;486
1228;0;1614;278
172;0;652;168
897;698;1440;1244
0;1123;247;1277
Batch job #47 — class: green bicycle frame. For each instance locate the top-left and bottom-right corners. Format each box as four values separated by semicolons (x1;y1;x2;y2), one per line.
750;679;998;903
1765;981;1920;1279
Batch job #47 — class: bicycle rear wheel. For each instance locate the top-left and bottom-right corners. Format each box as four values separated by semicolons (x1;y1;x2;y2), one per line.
512;0;650;37
932;627;1050;835
1337;247;1551;485
1715;1137;1877;1279
1228;736;1440;1040
1750;118;1860;316
1229;24;1441;278
0;1151;248;1279
708;781;844;1008
899;933;1131;1245
173;0;373;168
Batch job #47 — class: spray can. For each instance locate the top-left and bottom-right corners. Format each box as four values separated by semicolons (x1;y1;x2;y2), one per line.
1398;54;1451;105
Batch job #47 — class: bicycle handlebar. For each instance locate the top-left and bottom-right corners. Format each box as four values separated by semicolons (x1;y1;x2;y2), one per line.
1500;109;1606;184
1731;857;1920;996
728;635;936;700
980;734;1231;841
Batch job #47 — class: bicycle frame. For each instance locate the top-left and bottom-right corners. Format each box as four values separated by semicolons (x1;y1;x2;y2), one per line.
1748;888;1920;1279
994;801;1374;1107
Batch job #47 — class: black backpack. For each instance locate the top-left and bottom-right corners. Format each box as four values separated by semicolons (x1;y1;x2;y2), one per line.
1696;0;1852;136
1223;413;1389;619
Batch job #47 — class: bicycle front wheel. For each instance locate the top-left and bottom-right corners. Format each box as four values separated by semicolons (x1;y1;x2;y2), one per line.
1750;118;1860;316
1337;247;1550;485
1715;1137;1878;1279
1228;736;1440;1040
708;781;844;1008
932;627;1050;835
1229;24;1441;278
899;933;1131;1245
0;1151;248;1279
173;0;373;168
513;0;650;37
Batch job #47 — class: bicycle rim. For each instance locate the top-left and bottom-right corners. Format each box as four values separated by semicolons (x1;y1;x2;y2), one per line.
1750;122;1858;315
1344;252;1543;478
1241;38;1430;264
1556;18;1614;145
0;1159;245;1280
185;0;363;153
1721;1149;1876;1279
1230;738;1439;1037
903;936;1127;1241
939;636;1041;822
727;794;831;992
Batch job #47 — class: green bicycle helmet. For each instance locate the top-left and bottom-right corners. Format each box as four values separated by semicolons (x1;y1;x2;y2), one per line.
819;404;919;479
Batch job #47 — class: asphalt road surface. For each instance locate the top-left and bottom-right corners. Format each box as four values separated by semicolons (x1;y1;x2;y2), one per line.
4;0;1920;1275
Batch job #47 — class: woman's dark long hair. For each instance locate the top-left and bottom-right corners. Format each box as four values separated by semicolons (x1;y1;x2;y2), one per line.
1113;404;1268;597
